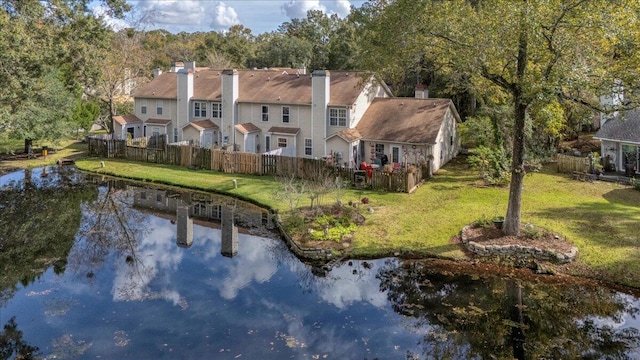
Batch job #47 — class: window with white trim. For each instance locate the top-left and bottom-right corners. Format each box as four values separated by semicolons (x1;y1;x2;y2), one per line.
152;127;160;137
375;144;385;158
141;100;147;114
194;203;206;216
304;138;312;156
262;105;269;121
194;102;207;117
265;136;271;152
329;108;347;126
282;106;290;123
156;100;163;115
392;147;400;163
173;128;178;142
212;103;222;118
277;137;287;148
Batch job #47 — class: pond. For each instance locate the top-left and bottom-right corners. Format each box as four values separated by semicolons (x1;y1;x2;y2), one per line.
1;167;639;359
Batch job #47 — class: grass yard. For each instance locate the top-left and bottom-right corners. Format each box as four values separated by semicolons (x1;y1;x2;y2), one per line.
0;139;88;173
73;156;640;288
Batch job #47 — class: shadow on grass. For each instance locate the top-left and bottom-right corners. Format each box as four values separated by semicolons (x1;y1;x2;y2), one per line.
531;199;640;249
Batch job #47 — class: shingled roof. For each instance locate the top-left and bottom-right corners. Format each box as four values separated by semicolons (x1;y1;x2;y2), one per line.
133;69;372;105
356;98;455;144
594;110;640;144
113;114;142;125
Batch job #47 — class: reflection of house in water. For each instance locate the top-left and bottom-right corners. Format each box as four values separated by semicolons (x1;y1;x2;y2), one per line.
131;186;269;255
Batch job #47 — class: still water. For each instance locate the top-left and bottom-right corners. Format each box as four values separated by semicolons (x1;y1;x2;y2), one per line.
1;167;639;359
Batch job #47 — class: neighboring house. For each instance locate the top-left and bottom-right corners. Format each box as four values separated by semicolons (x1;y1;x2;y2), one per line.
593;109;640;174
120;61;461;171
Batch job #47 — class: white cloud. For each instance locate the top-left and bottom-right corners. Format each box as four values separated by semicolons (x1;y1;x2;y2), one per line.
137;0;204;26
281;0;326;19
92;4;129;31
210;2;241;30
334;0;352;17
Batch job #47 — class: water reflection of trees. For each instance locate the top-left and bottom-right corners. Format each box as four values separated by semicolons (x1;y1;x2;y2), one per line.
377;260;640;359
68;179;152;293
0;317;40;360
0;167;98;305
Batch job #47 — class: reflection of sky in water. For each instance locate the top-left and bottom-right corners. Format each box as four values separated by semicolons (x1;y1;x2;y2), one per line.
1;177;640;359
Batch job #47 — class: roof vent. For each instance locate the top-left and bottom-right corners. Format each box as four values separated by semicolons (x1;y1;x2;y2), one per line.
267;77;270;81
282;70;288;75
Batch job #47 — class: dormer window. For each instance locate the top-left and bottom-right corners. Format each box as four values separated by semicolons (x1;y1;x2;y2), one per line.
194;102;207;117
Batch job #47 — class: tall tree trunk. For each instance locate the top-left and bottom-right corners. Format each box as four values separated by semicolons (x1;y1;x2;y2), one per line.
504;99;526;235
503;2;529;236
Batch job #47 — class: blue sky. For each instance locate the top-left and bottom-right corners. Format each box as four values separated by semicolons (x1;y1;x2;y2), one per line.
94;0;367;34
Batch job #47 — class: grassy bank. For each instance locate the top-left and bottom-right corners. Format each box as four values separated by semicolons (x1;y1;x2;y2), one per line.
0;140;88;173
72;156;640;288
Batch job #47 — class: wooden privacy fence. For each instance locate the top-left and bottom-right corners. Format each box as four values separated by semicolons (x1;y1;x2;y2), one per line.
557;154;589;173
87;137;430;192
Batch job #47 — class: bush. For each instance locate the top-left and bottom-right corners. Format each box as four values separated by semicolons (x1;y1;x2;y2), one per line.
283;214;305;233
468;146;510;185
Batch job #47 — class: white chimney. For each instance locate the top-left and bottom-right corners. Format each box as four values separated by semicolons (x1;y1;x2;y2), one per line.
222;69;239;147
312;70;330;157
415;84;428;99
177;69;194;132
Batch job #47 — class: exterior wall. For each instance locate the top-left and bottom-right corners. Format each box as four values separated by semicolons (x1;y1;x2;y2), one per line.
349;79;389;129
237;102;314;157
134;98;176;122
326;106;349;140
326;137;354;167
182;126;200;143
362;140;431;168
432;108;460;172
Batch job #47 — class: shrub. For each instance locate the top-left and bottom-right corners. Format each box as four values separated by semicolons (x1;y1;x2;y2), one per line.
467;146;510;186
283;214;305;233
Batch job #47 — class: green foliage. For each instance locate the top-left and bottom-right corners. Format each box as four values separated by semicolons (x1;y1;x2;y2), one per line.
467;146;510;185
310;222;357;243
459;116;496;148
0;0;125;143
72;100;101;133
629;177;640;191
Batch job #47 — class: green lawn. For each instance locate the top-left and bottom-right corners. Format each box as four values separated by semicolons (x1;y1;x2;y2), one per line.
0;139;88;172
72;156;640;288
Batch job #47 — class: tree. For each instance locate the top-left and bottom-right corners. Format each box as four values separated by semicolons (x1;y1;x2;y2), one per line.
92;27;150;133
253;32;312;69
0;0;130;143
72;99;101;136
358;0;640;235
